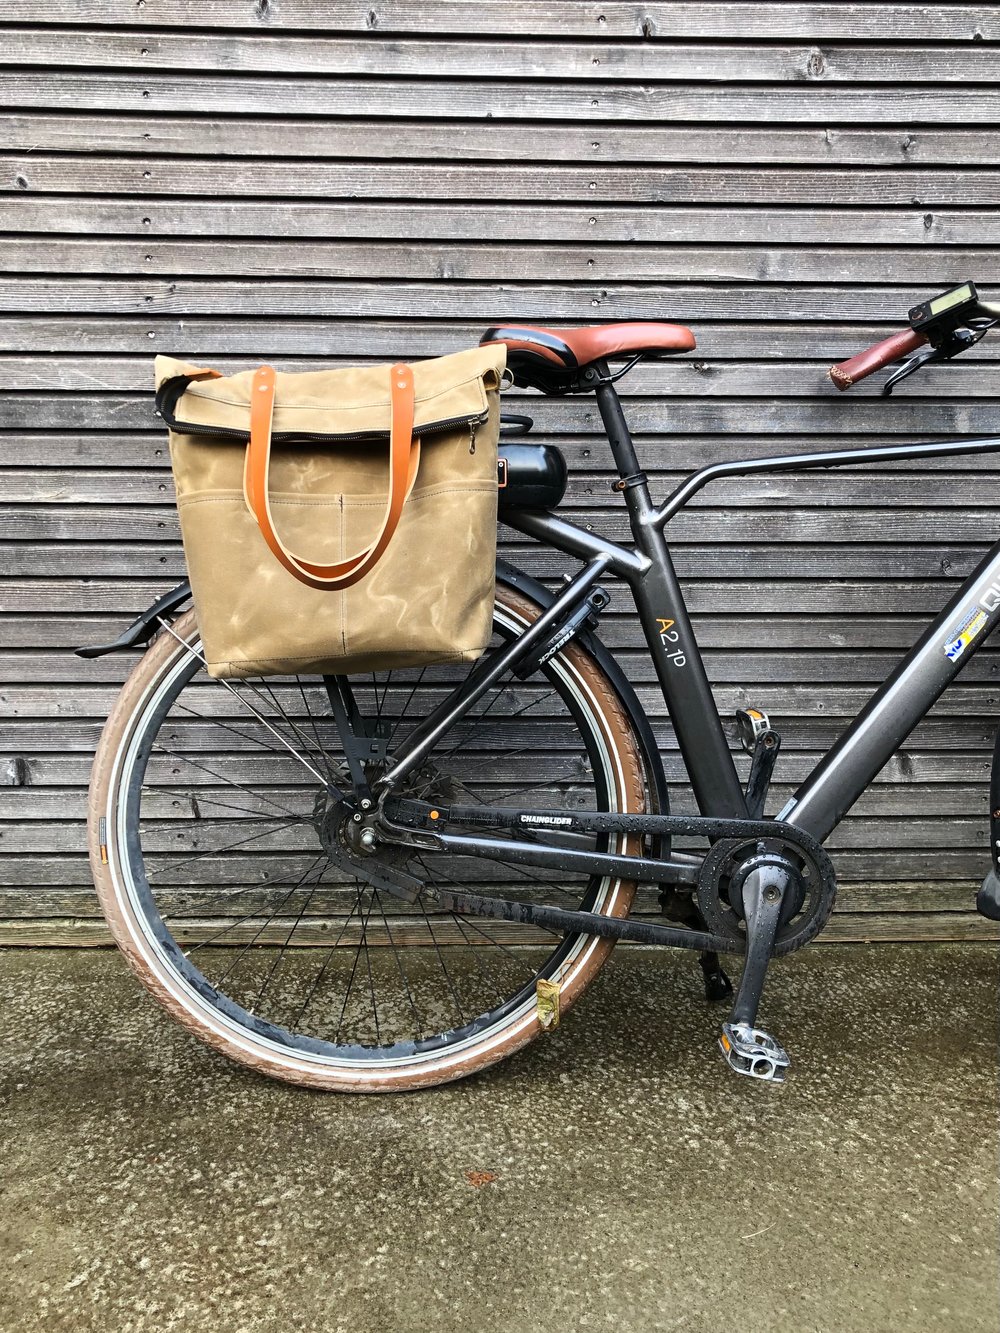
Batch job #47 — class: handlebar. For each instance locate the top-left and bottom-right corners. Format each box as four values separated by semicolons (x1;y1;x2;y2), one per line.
828;283;1000;392
828;327;929;391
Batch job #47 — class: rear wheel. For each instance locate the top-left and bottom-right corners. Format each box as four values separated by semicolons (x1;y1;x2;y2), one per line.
89;585;647;1091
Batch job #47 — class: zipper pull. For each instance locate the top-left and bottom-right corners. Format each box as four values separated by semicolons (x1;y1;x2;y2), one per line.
469;418;479;454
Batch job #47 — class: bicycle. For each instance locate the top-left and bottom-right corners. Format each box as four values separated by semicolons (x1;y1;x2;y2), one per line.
83;281;1000;1091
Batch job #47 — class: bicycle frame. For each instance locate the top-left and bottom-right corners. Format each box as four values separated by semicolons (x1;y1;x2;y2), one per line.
379;369;1000;863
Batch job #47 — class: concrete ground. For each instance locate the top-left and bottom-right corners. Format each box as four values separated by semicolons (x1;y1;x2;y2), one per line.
0;943;997;1333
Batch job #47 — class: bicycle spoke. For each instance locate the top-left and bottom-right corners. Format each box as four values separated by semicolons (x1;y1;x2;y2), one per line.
140;812;302;833
163;878;297;923
187;854;325;960
258;678;336;780
145;817;302;879
490;765;594;804
372;886;422;1037
157;620;328;783
172;699;316;772
408;686;559;799
335;887;380;1043
212;857;327;985
149;745;303;820
297;680;338;783
371;672;385;731
411;869;466;1028
252;875;324;1014
170;789;310;823
418;854;560;967
449;684;557;759
385;665;428;750
292;880;366;1029
361;895;381;1045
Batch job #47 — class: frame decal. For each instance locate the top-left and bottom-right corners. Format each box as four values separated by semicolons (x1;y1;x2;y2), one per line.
656;615;687;668
944;606;989;662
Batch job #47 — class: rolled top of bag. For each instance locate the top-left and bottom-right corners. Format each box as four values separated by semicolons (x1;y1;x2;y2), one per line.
154;345;506;444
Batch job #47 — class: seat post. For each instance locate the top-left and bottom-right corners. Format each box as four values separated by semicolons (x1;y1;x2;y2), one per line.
591;365;644;482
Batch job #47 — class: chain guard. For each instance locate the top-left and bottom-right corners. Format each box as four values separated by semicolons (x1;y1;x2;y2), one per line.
696;835;837;957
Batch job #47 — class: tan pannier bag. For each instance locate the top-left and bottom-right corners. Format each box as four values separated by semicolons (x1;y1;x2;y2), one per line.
155;345;507;679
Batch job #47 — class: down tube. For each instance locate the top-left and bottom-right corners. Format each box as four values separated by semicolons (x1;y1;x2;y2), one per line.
783;538;1000;843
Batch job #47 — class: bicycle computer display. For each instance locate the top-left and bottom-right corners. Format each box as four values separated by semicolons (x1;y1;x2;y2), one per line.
909;281;979;332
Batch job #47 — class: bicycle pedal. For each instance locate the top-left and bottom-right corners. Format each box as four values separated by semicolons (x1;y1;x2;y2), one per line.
719;1023;790;1083
735;707;770;754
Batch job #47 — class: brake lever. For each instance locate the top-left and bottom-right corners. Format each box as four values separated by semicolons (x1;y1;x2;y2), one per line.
882;321;995;396
881;343;942;396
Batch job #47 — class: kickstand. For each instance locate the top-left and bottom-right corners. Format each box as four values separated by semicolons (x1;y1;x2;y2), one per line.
699;950;734;1004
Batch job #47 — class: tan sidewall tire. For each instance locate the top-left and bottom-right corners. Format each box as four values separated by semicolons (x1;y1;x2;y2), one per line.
89;589;646;1092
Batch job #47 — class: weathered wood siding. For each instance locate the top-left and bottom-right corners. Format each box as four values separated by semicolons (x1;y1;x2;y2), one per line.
2;2;1000;943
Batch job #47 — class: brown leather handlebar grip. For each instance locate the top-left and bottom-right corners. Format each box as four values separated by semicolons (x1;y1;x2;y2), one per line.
829;327;929;390
832;327;933;389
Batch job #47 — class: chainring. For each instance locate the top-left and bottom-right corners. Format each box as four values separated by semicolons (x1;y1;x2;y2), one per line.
696;835;837;957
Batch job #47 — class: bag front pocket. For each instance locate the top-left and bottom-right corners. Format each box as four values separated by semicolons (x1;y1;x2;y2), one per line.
341;481;499;671
177;491;349;676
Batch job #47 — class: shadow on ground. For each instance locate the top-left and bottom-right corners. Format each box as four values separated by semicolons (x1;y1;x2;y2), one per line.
1;943;997;1332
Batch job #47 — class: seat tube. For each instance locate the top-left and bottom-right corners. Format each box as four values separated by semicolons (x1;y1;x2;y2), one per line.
595;380;748;819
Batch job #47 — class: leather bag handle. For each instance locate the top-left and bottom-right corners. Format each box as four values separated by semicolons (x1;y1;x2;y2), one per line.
242;363;419;591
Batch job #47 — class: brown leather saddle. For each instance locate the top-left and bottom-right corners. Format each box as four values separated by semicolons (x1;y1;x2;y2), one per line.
481;321;696;393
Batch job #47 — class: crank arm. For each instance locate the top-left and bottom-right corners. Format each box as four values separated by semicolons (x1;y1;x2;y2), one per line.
744;729;781;819
729;863;786;1027
718;859;792;1084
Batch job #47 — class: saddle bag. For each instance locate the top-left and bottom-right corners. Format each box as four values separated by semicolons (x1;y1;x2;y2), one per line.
155;345;507;679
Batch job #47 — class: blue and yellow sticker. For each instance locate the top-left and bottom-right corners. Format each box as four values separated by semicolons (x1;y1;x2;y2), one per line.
944;608;989;663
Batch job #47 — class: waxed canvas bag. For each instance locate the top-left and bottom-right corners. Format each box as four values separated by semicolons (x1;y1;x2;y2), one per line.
155;344;507;679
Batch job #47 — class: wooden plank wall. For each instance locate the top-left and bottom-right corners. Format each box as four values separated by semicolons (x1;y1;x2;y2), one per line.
2;1;1000;944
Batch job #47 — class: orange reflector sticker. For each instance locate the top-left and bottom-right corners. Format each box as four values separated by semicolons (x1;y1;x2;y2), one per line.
720;1033;731;1053
430;809;440;821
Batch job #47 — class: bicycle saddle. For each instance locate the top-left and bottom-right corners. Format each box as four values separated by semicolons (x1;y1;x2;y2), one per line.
481;321;696;393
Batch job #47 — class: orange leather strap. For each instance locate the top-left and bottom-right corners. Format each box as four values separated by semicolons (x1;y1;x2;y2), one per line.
243;363;418;591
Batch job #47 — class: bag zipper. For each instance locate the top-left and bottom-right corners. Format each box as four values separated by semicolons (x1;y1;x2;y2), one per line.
159;404;489;448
